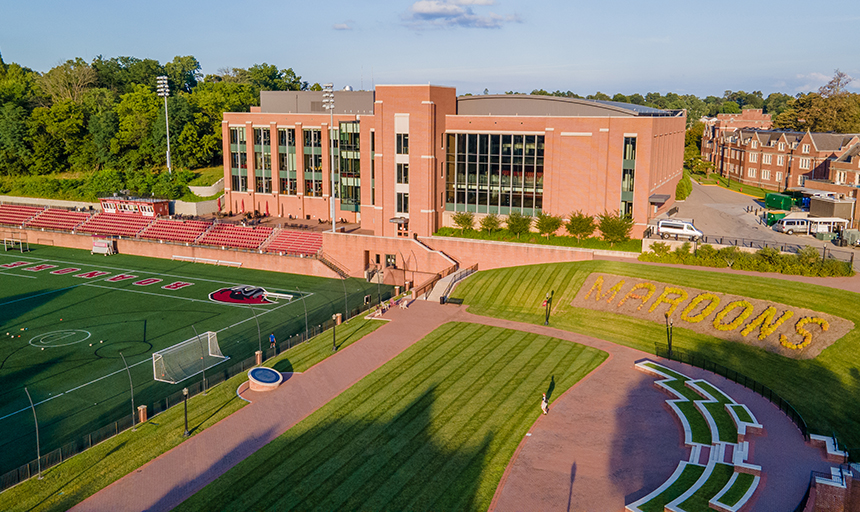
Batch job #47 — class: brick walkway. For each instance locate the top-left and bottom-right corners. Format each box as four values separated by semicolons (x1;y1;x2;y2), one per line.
73;300;836;512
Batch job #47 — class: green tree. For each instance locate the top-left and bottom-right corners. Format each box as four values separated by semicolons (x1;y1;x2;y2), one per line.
535;211;563;238
111;84;161;163
479;213;501;232
452;211;475;230
247;63;306;92
506;210;532;237
37;58;96;103
164;55;201;93
611;93;629;103
565;210;595;241
597;210;633;246
0;103;29;174
763;92;793;116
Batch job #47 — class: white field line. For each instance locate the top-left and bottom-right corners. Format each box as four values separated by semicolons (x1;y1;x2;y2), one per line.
0;285;83;307
0;290;307;422
0;272;37;279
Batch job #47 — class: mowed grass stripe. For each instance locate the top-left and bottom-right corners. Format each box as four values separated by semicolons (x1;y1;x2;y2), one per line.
175;323;607;512
189;323;479;511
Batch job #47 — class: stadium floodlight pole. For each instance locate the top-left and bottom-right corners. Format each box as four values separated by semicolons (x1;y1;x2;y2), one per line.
23;387;42;479
119;352;136;431
332;314;338;352
296;286;309;341
191;325;206;395
322;83;336;234
182;387;189;436
248;304;262;354
156;76;172;175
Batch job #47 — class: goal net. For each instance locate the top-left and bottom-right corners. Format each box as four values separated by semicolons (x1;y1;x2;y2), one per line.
152;331;228;384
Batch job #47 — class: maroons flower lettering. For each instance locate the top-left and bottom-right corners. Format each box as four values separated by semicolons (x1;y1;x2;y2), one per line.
741;307;794;340
649;287;689;317
680;293;721;323
618;283;656;310
584;275;625;303
781;317;829;350
713;301;754;331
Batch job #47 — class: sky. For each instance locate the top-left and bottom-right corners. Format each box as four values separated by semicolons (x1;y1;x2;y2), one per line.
3;0;859;98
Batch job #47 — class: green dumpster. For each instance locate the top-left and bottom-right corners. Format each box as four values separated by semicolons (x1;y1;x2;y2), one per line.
766;211;788;226
765;193;794;210
815;232;837;241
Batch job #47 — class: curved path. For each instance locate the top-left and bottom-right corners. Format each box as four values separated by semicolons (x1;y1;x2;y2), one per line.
73;300;835;512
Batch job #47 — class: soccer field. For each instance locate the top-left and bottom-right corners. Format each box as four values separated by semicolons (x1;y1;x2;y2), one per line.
0;245;390;475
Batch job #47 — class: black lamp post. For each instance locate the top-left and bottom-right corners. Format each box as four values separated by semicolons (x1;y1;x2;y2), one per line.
332;314;338;352
665;312;674;359
183;387;189;437
544;290;554;326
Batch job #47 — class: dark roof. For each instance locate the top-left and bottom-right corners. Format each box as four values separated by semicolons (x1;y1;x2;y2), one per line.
810;133;860;152
457;95;682;117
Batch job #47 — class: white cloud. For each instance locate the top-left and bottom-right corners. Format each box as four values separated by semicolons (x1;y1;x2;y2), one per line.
793;72;832;93
333;23;352;30
405;0;519;29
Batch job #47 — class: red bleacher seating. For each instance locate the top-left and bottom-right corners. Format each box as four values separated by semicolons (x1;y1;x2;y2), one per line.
197;223;273;250
0;205;43;227
139;219;213;243
77;213;155;237
25;208;92;231
264;230;323;256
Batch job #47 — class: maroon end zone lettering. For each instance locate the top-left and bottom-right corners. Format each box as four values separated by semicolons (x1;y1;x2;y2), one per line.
1;261;31;269
74;271;111;279
50;268;81;275
133;278;162;286
24;264;57;272
106;274;137;282
162;281;193;290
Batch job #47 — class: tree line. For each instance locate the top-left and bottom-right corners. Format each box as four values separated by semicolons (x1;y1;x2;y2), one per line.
0;52;316;190
497;70;860;132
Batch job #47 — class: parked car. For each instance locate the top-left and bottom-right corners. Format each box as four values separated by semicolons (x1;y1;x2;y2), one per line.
773;218;809;235
656;220;704;241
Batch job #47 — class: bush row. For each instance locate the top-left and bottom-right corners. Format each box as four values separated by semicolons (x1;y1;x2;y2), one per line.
639;242;854;277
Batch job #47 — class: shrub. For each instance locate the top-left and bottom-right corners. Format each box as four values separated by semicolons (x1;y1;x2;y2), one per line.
565;210;596;241
506;211;532;237
650;241;671;257
452;211;475;230
535;212;563;238
597;210;634;246
675;170;693;200
479;213;501;232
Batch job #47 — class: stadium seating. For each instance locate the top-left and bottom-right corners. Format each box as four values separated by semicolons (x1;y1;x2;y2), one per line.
263;230;323;256
77;213;155;237
197;223;273;250
26;208;92;231
139;219;213;243
0;205;44;227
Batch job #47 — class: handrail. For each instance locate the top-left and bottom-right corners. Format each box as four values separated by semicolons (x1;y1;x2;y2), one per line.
441;263;478;301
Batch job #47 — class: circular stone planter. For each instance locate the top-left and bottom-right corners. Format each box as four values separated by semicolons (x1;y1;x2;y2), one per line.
247;367;283;392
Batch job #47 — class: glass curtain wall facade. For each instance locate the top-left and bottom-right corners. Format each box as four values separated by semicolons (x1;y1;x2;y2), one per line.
253;128;271;193
278;128;297;195
445;133;544;215
229;127;248;192
339;121;360;211
621;137;636;218
303;129;323;196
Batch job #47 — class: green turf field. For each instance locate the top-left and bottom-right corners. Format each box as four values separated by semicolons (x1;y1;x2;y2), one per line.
450;260;860;458
174;323;608;512
0;245;391;475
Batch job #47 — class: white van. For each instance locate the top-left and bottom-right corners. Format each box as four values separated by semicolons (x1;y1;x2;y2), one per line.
656;220;704;241
773;218;809;235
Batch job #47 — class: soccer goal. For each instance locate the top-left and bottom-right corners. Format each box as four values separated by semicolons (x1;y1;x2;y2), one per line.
152;331;229;384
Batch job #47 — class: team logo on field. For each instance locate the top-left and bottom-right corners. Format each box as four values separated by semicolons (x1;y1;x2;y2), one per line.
209;285;274;304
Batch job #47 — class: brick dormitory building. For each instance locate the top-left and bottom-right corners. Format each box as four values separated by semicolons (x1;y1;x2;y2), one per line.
701;110;860;197
221;85;686;238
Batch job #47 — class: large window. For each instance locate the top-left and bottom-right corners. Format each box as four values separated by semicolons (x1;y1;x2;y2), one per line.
303;129;323;197
396;163;409;184
278;128;297;195
621;137;636;215
339;121;360;211
396;133;409;155
445;132;544;215
396;192;409;213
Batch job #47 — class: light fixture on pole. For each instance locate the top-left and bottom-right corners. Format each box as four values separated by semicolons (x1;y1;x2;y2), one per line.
156;76;172;175
182;387;189;436
322;83;336;233
332;314;338;352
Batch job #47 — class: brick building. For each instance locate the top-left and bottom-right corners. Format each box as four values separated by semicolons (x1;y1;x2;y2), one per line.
701;108;772;135
701;125;860;193
222;85;686;238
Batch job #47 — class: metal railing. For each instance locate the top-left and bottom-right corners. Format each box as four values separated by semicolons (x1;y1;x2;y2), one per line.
0;298;388;493
654;343;809;441
645;232;856;264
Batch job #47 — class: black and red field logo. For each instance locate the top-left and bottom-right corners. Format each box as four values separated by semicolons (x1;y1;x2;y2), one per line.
209;285;274;304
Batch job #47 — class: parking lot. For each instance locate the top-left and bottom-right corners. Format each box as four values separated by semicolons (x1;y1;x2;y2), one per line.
655;181;858;267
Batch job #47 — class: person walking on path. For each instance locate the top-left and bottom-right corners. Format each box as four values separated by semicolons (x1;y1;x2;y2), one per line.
269;333;276;349
541;393;549;415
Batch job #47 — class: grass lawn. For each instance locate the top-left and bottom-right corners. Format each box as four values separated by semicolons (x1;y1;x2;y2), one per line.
188;166;224;187
678;463;735;511
718;472;756;507
0;316;384;512
0;245;389;475
638;462;706;512
451;260;860;457
692;174;770;199
433;227;643;252
174;323;607;512
729;404;754;424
